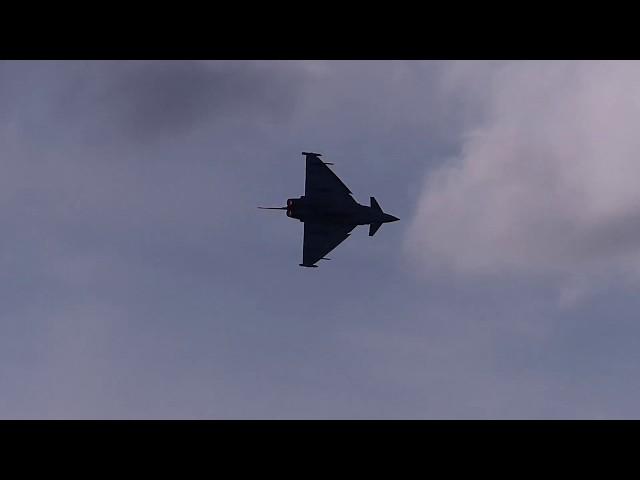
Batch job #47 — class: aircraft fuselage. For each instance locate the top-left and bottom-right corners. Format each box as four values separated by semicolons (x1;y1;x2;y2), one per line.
285;196;398;226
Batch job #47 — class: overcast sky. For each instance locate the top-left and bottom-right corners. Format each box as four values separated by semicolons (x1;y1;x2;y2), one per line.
2;60;640;418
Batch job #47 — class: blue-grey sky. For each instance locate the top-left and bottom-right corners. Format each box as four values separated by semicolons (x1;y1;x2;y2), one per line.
2;60;640;418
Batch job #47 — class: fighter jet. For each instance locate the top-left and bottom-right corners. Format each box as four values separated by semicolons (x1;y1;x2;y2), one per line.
259;152;399;268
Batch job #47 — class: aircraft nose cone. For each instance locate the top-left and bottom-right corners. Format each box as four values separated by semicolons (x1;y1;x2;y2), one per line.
384;214;400;223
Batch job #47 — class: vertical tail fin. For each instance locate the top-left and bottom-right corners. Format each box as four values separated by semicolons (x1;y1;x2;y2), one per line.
370;197;382;212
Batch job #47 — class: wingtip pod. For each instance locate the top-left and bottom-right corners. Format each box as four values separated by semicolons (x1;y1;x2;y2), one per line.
302;151;334;164
299;264;319;268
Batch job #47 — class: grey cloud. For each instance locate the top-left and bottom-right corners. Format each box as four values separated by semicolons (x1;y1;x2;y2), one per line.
89;61;305;140
406;61;640;292
3;61;640;419
3;61;309;149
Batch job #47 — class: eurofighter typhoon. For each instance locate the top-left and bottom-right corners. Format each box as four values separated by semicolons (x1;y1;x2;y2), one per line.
259;152;399;268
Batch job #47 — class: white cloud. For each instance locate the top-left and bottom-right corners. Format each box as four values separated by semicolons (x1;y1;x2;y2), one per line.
407;61;640;289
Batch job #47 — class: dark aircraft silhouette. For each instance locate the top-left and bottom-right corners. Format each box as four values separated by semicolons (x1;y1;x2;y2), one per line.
260;152;399;268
